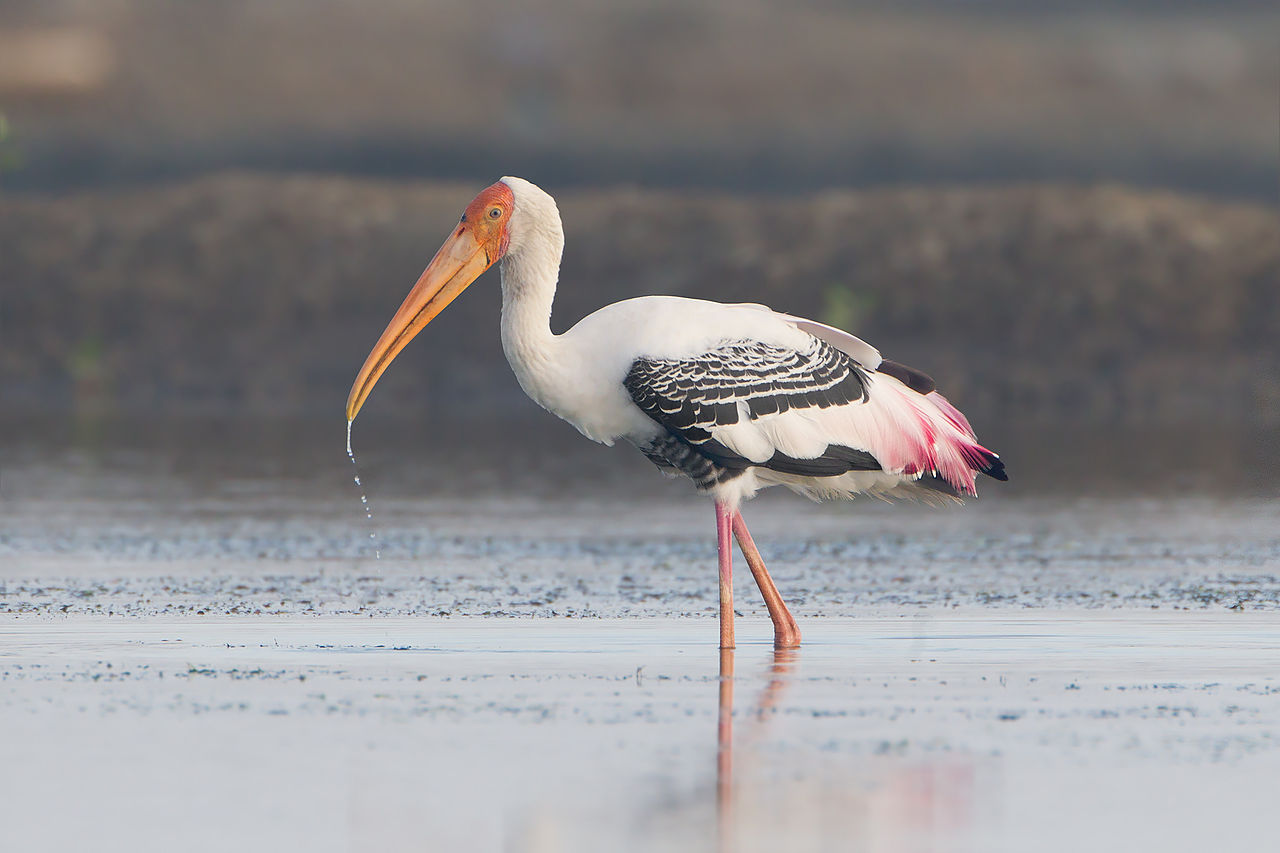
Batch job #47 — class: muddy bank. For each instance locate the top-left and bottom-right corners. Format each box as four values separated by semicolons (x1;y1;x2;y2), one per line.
4;422;1278;618
2;175;1277;424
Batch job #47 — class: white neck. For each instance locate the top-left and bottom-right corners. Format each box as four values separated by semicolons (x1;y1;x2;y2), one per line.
498;181;566;409
499;249;560;373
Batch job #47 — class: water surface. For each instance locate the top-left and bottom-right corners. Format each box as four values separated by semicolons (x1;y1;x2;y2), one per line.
1;416;1278;851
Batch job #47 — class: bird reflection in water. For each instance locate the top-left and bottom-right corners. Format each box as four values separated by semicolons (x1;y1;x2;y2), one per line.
716;645;798;852
714;646;977;853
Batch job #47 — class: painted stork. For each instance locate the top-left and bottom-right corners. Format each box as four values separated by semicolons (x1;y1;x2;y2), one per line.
346;177;1006;649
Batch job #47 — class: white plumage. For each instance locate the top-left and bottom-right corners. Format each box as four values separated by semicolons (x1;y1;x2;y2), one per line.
493;177;1002;507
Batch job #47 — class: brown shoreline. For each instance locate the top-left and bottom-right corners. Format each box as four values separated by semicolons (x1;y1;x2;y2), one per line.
3;174;1277;425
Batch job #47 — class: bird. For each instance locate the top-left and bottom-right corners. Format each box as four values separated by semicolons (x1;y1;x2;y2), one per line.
346;177;1006;650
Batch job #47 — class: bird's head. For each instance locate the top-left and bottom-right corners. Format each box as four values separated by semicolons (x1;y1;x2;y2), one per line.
345;179;525;422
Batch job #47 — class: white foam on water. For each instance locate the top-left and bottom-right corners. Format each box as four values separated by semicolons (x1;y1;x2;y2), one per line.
346;419;381;560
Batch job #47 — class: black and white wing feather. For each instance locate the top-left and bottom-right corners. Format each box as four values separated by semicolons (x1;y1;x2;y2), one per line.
624;337;882;488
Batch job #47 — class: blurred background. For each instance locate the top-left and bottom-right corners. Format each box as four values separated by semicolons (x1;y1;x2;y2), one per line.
2;5;1278;850
1;0;1278;492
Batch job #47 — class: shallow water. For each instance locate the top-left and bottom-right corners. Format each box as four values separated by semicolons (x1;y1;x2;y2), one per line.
3;614;1279;852
1;415;1278;851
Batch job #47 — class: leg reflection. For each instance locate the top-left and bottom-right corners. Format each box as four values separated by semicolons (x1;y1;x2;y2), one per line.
717;645;799;852
752;646;797;725
716;647;735;852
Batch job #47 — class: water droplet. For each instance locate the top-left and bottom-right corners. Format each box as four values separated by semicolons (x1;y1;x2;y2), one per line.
346;419;381;560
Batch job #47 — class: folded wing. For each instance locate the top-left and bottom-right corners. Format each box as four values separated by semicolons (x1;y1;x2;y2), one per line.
624;333;1004;499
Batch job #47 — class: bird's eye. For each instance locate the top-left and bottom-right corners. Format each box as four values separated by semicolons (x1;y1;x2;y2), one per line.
488;207;502;219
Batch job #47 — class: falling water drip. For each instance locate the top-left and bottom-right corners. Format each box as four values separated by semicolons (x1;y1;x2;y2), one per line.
346;419;381;560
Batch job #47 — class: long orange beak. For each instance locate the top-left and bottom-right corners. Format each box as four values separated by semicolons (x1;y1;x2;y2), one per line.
345;223;496;421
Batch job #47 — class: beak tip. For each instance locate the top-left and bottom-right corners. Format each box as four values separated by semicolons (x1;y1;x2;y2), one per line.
345;385;364;423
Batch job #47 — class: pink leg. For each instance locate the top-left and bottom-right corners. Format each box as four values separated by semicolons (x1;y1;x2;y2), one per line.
715;501;735;650
732;511;801;648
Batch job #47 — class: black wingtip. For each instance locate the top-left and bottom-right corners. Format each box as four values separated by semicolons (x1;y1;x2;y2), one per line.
877;359;936;395
982;455;1009;482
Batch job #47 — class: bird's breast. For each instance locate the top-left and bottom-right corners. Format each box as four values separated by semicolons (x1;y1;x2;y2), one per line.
502;332;654;446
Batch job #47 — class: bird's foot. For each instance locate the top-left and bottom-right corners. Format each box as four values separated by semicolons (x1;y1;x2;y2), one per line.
772;624;801;649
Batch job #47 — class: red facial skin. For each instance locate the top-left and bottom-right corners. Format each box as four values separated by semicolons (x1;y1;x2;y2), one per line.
460;181;515;263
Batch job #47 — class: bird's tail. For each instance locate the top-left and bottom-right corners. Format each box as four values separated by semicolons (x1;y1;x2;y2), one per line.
920;390;1006;492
